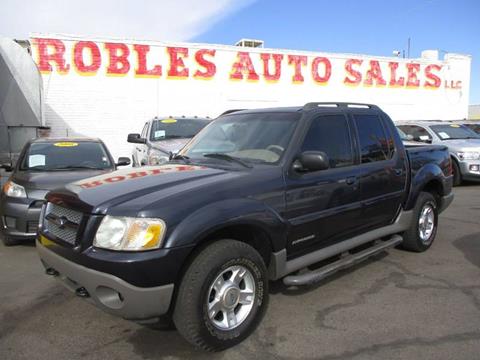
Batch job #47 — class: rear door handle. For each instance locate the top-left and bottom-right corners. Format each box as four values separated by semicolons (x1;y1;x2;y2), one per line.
394;169;403;176
345;176;357;185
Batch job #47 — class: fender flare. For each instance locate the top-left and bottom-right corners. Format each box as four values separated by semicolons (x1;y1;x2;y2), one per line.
405;162;446;210
163;198;288;252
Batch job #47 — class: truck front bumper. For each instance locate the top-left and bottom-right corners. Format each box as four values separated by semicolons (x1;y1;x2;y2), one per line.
37;239;174;321
459;160;480;181
0;194;44;241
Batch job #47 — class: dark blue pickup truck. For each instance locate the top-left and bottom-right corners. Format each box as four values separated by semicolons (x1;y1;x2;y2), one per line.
36;103;453;351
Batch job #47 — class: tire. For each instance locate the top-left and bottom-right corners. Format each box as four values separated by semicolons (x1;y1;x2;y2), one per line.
1;236;18;246
452;159;462;186
173;240;268;351
401;191;438;252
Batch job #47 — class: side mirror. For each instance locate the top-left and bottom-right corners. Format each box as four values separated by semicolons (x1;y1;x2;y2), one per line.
294;151;330;172
116;157;131;167
0;163;13;172
127;133;146;144
406;134;414;141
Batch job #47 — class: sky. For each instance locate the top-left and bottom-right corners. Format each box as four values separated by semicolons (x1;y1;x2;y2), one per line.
0;0;478;104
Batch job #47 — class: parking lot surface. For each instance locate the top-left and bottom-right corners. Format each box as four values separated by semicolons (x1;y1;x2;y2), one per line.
1;185;479;360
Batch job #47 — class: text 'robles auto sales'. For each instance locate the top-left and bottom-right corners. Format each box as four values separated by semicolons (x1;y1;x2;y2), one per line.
31;38;462;90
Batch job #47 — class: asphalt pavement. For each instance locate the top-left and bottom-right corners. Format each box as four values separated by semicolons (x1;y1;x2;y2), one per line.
1;185;479;359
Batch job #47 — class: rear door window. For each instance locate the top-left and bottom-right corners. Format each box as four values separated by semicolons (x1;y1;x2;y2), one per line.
353;114;391;163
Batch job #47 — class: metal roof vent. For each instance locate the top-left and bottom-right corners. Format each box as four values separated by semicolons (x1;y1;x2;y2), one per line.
235;38;264;48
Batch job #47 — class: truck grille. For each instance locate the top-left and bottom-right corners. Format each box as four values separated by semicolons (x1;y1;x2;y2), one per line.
44;203;83;245
27;221;39;233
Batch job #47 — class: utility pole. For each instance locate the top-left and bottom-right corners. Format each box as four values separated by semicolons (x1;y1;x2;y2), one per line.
407;37;411;58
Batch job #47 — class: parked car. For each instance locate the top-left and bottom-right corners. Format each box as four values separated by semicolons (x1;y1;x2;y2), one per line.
0;137;130;246
127;116;210;166
396;121;480;185
37;103;453;351
449;120;480;135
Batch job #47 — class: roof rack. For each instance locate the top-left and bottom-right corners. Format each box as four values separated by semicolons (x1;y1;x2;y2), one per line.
220;109;246;116
303;102;378;111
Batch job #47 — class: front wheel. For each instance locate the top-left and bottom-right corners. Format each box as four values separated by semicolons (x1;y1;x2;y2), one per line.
1;235;18;246
173;240;268;351
452;159;462;186
401;191;438;252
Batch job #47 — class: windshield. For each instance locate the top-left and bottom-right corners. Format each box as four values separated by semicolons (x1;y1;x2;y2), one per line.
20;141;112;171
179;112;300;164
430;124;480;140
463;123;480;134
150;118;210;141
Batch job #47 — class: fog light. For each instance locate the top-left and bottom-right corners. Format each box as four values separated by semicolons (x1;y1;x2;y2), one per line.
470;165;480;172
5;216;16;229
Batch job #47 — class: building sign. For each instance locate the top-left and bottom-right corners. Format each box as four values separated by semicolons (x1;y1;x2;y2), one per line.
29;34;471;160
31;37;462;90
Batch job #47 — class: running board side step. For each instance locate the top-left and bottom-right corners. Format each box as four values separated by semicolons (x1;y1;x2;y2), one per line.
282;235;403;286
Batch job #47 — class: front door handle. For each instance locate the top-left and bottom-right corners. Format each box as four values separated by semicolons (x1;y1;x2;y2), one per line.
345;176;357;185
394;169;403;176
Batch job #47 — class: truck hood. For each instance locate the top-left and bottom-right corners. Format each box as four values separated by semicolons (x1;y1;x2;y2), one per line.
12;169;111;194
51;164;241;214
151;138;190;154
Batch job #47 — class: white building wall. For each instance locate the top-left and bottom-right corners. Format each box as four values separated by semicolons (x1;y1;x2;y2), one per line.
30;33;471;159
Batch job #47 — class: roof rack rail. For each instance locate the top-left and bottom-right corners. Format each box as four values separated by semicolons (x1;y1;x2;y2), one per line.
303;102;378;111
220;109;246;116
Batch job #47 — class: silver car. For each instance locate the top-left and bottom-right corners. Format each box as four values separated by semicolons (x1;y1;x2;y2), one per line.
127;116;211;166
449;120;480;135
396;121;480;185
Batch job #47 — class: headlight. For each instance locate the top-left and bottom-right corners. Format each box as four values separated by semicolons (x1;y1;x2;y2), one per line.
3;181;27;198
457;152;480;160
148;149;169;165
94;216;166;251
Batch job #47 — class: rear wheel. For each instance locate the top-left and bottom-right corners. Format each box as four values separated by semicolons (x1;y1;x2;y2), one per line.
401;191;438;252
173;240;268;351
452;159;462;186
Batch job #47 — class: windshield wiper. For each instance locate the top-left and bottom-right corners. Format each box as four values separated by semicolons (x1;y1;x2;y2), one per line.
442;137;479;140
164;135;187;139
202;153;252;168
51;165;104;170
170;154;191;163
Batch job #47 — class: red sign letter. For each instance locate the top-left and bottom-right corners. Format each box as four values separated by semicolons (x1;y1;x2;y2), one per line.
424;64;442;88
364;60;386;86
33;38;70;74
73;41;101;74
261;53;283;81
288;55;307;83
167;47;189;78
344;59;363;85
406;63;421;87
79;180;103;189
311;57;331;84
133;44;162;77
105;43;130;75
194;49;216;79
230;52;259;80
388;62;405;87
